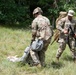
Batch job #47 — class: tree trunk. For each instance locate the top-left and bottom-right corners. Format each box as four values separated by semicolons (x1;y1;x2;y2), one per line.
53;0;59;10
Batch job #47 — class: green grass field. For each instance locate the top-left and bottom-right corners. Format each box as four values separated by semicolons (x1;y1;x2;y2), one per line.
0;25;76;75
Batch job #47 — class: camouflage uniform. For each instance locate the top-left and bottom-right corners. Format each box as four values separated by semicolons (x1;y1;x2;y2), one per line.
56;10;76;60
30;7;53;66
54;11;67;42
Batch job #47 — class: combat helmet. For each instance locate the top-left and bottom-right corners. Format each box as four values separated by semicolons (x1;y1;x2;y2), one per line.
33;7;43;15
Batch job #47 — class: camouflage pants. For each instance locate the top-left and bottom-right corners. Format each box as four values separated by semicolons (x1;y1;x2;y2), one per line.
56;37;76;59
30;38;51;66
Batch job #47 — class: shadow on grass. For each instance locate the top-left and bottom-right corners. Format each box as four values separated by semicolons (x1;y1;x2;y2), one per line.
62;55;73;61
51;61;64;69
45;61;64;69
16;55;34;67
0;24;31;30
16;62;26;67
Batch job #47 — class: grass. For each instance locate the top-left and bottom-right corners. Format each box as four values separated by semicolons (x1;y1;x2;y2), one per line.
0;25;76;75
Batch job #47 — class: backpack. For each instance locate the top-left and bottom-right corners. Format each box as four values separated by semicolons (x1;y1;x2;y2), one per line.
56;11;67;26
31;39;43;51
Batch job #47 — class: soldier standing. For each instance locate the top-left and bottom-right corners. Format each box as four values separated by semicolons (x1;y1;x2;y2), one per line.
30;7;53;67
51;11;67;44
56;10;76;62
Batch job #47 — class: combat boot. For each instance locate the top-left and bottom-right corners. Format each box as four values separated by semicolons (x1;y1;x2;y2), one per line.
36;63;42;68
33;63;42;68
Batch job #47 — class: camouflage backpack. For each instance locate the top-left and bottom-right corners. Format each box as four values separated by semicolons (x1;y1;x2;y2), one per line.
56;11;67;26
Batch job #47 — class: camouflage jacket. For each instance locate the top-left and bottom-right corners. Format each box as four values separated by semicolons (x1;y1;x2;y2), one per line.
56;16;76;39
32;15;53;40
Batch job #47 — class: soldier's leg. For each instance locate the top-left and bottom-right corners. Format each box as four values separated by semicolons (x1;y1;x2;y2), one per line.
30;49;41;66
38;50;45;67
18;46;30;61
38;40;50;66
69;39;76;62
56;41;66;60
8;46;30;62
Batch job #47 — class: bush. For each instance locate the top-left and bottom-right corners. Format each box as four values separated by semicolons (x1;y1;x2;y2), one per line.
0;0;30;26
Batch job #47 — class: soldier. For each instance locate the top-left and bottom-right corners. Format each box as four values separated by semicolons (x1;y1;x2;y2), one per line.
51;11;67;45
30;7;53;67
56;10;76;62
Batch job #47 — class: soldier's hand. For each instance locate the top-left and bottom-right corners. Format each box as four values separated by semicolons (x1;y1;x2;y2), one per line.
38;37;44;41
74;34;76;38
63;29;68;34
31;38;35;42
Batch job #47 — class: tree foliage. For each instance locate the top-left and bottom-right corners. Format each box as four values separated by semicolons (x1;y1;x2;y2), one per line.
0;0;30;25
0;0;76;27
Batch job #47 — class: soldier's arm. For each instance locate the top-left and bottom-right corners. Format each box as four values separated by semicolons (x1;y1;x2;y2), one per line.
56;18;65;33
46;17;54;36
31;20;37;41
74;21;76;38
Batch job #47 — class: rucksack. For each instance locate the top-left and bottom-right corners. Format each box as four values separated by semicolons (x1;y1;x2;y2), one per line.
31;39;43;51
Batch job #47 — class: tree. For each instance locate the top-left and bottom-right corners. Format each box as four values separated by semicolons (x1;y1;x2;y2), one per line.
0;0;76;28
